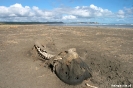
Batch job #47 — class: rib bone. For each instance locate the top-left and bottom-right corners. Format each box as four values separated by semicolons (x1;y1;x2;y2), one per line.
34;44;55;60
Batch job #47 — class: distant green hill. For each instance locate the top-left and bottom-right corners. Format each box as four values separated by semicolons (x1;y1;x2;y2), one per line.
0;22;64;25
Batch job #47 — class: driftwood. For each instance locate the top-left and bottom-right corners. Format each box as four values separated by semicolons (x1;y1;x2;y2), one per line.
34;42;92;85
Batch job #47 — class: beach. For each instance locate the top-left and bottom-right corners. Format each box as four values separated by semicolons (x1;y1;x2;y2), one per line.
0;25;133;88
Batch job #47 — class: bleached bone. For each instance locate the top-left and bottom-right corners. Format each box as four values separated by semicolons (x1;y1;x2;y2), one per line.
34;44;55;60
86;83;98;88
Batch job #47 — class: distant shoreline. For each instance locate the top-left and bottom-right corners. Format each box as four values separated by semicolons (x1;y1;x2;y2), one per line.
0;22;64;25
50;23;133;29
0;22;133;29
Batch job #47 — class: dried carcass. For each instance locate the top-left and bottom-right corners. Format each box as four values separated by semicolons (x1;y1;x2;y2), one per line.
34;42;92;85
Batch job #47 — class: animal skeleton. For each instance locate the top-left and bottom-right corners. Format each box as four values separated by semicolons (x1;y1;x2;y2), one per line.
34;42;92;85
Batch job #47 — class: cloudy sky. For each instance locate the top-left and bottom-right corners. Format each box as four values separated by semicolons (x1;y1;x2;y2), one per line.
0;0;133;23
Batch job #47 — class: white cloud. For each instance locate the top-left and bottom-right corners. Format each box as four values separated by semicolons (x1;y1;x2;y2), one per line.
0;3;132;22
72;7;90;17
124;7;133;14
118;10;124;15
90;4;100;10
116;7;133;19
0;3;33;22
60;4;113;18
0;3;59;21
62;15;77;20
117;10;125;18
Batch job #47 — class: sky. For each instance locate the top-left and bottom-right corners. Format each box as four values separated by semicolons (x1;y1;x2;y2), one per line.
0;0;133;23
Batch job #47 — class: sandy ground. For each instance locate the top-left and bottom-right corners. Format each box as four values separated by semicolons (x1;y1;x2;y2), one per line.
0;25;133;88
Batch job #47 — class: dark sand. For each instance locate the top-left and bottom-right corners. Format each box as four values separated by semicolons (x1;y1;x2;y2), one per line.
0;25;133;88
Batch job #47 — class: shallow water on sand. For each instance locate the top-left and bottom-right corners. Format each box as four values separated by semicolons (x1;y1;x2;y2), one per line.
50;23;133;28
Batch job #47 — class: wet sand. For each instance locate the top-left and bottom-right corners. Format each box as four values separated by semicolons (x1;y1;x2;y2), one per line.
0;25;133;88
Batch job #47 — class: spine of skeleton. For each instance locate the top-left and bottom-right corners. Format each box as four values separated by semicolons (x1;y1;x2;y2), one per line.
34;41;55;60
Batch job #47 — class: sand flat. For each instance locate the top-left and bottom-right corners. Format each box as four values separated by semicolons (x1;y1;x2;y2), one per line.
0;25;133;88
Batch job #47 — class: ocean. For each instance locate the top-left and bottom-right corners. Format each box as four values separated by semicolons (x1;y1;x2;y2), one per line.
50;23;133;29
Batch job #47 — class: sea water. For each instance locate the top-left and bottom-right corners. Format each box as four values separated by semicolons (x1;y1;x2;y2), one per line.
50;23;133;29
